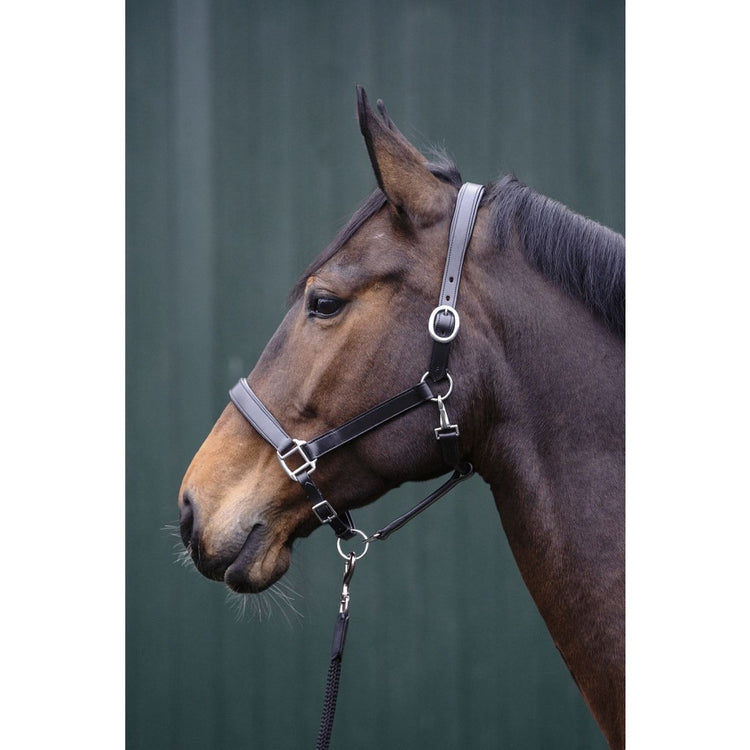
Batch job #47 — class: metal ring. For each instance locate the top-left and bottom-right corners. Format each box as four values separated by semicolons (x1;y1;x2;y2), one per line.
420;371;454;401
428;305;460;343
336;529;370;561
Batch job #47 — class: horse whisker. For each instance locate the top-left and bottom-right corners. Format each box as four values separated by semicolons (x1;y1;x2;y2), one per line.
223;579;304;626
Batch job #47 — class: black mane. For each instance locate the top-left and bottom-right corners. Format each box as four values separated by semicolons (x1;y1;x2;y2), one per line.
487;174;625;335
291;158;625;336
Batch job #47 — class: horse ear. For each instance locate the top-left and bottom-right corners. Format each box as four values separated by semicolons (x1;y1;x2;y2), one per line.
356;86;452;225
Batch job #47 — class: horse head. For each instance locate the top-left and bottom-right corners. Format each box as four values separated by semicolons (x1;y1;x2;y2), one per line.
178;88;484;593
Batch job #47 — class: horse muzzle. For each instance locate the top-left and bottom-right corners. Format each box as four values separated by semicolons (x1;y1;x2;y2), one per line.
179;487;293;593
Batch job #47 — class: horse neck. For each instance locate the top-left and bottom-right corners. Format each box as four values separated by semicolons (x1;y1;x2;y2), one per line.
467;231;625;505
459;219;625;746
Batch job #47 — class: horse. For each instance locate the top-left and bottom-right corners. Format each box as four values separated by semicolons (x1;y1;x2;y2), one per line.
178;87;625;749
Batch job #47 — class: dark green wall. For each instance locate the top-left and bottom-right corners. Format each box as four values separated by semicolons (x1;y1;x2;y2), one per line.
127;1;623;747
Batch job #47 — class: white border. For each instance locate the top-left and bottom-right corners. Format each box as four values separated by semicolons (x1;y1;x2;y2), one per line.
627;2;749;746
3;1;748;747
1;3;124;747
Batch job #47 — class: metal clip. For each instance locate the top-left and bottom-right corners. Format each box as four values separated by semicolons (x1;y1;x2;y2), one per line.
434;395;460;439
339;553;356;615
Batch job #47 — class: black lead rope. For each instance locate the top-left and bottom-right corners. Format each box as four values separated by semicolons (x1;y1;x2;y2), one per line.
316;552;356;750
315;464;475;750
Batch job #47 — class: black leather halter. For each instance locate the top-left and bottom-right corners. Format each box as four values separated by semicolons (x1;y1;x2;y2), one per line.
229;182;485;541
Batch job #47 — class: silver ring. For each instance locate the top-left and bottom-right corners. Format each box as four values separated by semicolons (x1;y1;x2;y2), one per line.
428;305;460;343
420;371;454;401
336;529;370;561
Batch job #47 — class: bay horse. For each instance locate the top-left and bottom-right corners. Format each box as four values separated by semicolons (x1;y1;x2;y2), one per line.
179;87;625;748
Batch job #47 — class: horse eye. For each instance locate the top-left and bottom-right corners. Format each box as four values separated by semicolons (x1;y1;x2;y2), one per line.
309;295;344;318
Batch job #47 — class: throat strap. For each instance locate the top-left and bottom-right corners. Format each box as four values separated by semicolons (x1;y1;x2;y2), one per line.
366;464;474;542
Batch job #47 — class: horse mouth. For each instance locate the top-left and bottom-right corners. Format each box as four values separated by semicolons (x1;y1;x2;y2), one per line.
223;523;292;594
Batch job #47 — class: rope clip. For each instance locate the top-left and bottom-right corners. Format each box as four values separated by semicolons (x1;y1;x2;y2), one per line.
339;553;356;615
434;394;460;440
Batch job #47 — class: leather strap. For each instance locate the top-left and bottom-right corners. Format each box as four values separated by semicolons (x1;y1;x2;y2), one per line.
229;378;294;453
428;182;484;382
297;471;356;539
439;182;484;309
229;379;356;539
230;379;435;462
306;381;433;459
435;425;462;471
366;464;475;542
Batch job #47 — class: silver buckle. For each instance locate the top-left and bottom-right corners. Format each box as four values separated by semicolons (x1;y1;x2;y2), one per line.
311;499;338;524
428;304;460;343
277;439;317;481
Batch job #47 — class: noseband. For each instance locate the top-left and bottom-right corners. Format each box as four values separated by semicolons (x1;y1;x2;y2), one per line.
228;182;485;541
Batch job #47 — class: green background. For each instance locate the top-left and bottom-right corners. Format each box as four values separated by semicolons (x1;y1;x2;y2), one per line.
126;1;623;747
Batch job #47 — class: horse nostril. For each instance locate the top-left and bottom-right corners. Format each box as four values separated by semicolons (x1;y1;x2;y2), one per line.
179;490;195;548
